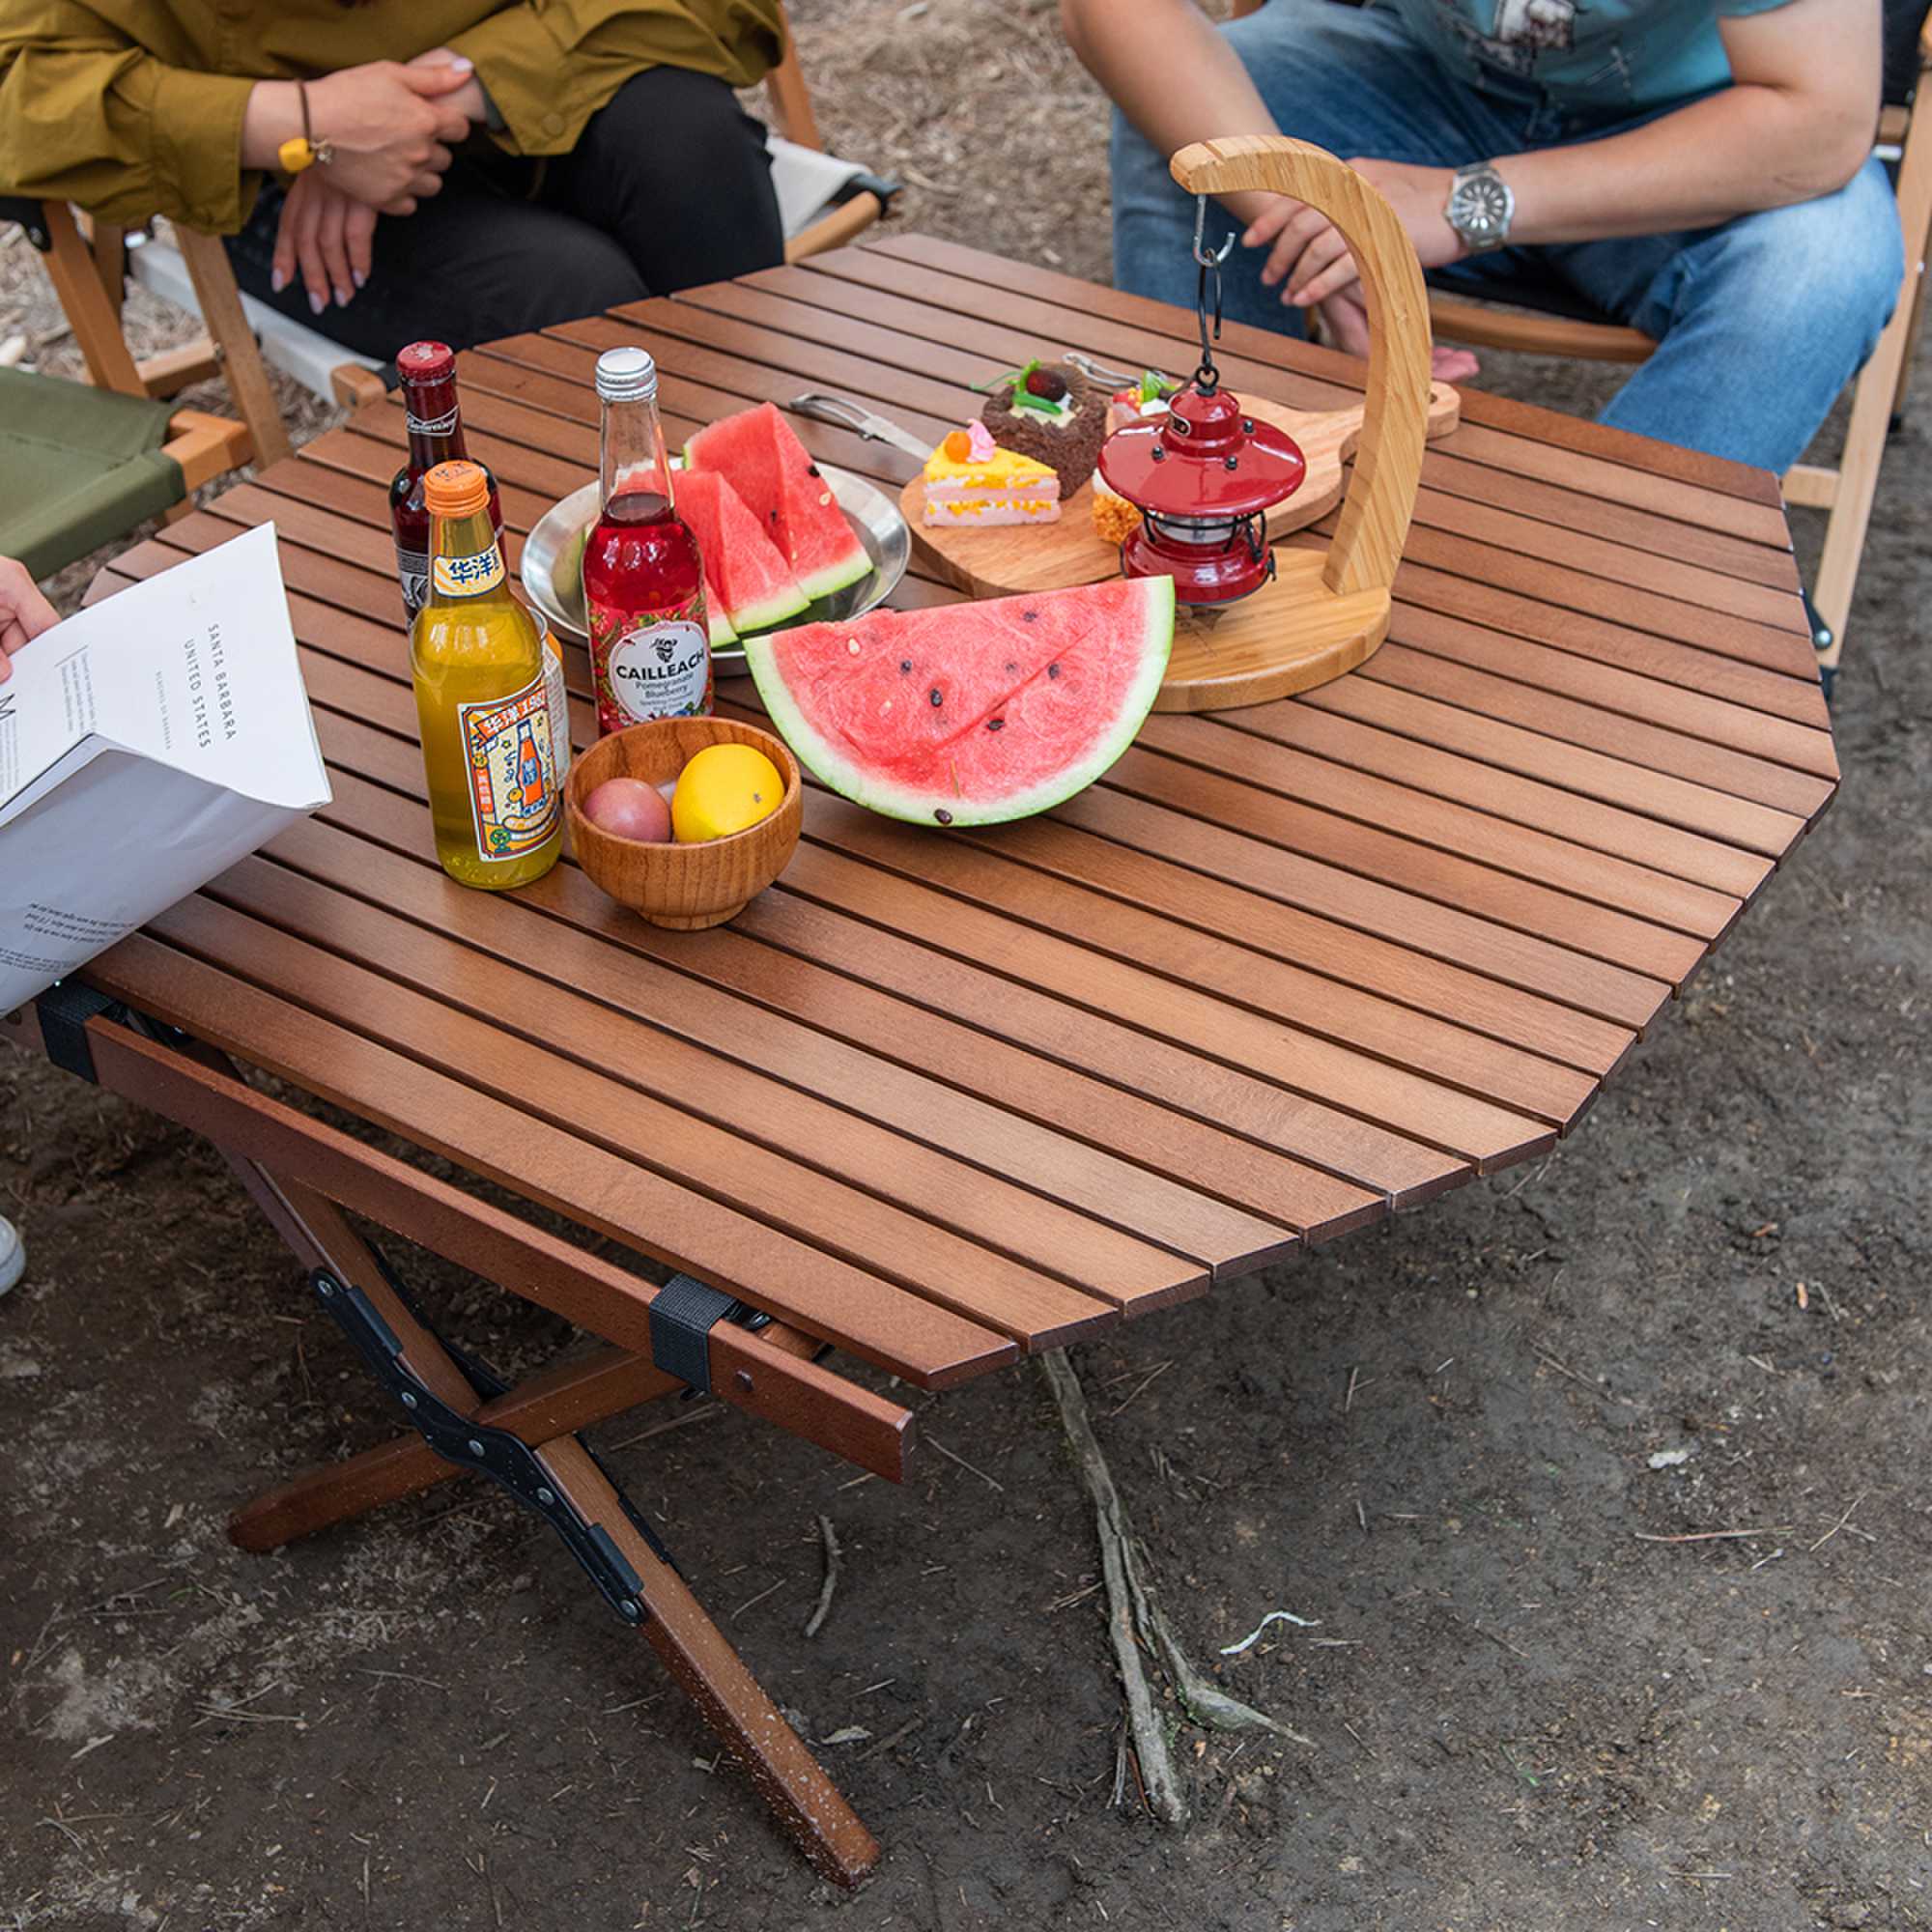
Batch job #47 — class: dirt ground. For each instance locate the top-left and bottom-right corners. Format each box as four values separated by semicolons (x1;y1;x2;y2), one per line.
4;3;1930;1927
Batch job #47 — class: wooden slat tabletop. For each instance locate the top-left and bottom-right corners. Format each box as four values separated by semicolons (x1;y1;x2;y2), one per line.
83;234;1837;1394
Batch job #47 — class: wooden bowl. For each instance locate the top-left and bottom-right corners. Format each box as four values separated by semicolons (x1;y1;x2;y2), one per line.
565;718;802;930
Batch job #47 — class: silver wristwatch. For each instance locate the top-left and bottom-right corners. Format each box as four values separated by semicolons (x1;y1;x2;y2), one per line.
1445;162;1515;253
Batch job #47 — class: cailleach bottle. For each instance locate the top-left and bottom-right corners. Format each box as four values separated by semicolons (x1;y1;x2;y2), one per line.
582;345;712;734
390;341;504;627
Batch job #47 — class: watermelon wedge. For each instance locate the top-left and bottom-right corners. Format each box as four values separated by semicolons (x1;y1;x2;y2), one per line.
668;469;808;639
744;578;1175;827
686;402;871;603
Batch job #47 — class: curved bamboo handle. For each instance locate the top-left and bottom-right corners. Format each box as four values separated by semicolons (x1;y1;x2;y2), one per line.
1170;137;1432;601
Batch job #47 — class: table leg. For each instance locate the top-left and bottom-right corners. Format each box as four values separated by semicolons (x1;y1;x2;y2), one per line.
257;1179;881;1888
229;1342;682;1551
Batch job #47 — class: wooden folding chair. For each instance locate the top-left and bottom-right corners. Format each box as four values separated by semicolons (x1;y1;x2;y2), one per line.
2;198;288;575
1426;2;1932;686
763;0;902;262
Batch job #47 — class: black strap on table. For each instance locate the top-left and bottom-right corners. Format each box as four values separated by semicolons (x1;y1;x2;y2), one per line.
648;1273;745;1395
35;980;126;1084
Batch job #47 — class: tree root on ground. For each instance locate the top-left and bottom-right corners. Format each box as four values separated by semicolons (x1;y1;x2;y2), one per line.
1037;1350;1313;1831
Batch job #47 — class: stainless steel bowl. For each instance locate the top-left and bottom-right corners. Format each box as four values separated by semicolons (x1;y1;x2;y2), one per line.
521;464;910;670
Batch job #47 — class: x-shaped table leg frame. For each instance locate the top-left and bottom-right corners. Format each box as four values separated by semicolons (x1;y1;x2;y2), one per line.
6;998;891;1887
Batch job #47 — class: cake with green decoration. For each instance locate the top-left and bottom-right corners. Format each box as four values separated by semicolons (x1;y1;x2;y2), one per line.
977;357;1107;499
1105;368;1179;435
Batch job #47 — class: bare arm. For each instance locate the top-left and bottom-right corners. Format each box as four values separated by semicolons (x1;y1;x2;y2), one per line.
1060;0;1283;227
1499;0;1880;244
1259;0;1880;309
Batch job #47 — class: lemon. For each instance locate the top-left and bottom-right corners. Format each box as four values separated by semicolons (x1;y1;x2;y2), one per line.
672;743;784;842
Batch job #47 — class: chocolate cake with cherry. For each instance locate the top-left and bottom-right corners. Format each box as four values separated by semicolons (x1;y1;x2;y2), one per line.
977;358;1107;499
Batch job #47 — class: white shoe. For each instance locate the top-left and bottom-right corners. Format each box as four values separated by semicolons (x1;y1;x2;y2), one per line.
0;1215;23;1296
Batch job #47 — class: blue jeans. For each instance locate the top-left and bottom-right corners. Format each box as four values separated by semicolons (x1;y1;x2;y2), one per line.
1110;0;1903;474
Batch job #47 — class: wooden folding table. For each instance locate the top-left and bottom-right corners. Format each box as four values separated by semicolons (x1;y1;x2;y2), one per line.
7;235;1837;1885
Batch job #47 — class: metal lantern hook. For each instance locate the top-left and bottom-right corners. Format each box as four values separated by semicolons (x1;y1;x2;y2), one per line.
1190;192;1236;270
1190;194;1233;394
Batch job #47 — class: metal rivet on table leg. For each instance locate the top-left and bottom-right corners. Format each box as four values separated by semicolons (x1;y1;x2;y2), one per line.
535;1487;555;1506
400;1391;418;1409
619;1599;641;1623
467;1438;486;1457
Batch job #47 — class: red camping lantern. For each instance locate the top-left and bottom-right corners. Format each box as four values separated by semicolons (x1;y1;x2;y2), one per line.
1094;198;1306;606
1096;382;1306;606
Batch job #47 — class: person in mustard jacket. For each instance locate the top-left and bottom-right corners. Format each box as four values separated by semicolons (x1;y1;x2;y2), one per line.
0;1;788;356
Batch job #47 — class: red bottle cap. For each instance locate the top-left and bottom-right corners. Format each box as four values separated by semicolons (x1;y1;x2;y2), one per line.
397;341;457;387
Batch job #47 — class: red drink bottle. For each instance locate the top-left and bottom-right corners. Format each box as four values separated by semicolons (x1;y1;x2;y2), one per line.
390;341;503;626
582;346;712;734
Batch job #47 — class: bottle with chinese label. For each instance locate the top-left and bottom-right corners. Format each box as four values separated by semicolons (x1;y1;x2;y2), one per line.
410;460;569;890
582;345;712;735
390;340;504;627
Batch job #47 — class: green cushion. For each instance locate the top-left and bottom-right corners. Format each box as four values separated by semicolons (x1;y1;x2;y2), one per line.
0;366;185;580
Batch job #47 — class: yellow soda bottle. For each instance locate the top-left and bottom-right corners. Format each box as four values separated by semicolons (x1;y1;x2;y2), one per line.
411;460;569;889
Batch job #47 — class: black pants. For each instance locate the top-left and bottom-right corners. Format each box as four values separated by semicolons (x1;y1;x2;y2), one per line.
225;67;783;362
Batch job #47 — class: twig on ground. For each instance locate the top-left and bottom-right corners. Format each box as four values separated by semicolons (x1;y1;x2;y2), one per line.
803;1515;842;1638
1532;1347;1621;1404
925;1433;1006;1492
856;1714;923;1762
1634;1526;1793;1544
1459;1617;1529;1662
728;1577;786;1622
1109;1359;1172;1417
1039;1350;1314;1832
1220;1609;1320;1656
1809;1491;1868;1553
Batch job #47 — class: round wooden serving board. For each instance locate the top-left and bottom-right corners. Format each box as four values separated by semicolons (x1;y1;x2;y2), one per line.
901;383;1458;602
904;364;1453;711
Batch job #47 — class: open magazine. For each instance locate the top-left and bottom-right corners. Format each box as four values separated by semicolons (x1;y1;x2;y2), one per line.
0;524;330;1012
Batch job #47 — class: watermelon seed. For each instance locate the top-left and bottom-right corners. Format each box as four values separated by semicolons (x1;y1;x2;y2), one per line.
934;809;953;825
899;660;912;673
1005;662;1017;673
1048;663;1062;679
806;463;821;477
987;719;1005;731
1022;609;1039;622
929;688;944;707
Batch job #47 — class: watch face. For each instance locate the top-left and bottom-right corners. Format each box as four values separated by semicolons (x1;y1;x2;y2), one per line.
1453;173;1511;243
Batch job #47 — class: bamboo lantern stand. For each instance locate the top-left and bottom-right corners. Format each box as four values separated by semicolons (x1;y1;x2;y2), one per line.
1146;136;1435;710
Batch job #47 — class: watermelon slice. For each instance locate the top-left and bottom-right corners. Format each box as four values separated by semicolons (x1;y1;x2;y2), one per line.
686;402;871;603
668;469;808;639
744;578;1175;827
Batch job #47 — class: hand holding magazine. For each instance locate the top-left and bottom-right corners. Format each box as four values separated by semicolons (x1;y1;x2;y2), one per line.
0;526;330;1013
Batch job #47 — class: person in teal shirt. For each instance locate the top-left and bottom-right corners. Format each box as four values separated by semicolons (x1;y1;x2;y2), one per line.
1065;0;1899;479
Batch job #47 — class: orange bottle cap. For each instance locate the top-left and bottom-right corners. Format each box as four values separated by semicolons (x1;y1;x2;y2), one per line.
424;460;489;517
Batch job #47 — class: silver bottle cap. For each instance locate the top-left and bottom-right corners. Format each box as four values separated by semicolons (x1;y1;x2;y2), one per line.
595;346;658;404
